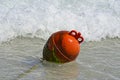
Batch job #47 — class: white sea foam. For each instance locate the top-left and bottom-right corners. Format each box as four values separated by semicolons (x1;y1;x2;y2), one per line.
0;0;120;42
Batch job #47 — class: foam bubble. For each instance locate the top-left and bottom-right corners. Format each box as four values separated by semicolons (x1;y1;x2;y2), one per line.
0;0;120;42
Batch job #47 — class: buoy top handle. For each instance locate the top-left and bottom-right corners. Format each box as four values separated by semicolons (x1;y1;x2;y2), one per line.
69;30;84;44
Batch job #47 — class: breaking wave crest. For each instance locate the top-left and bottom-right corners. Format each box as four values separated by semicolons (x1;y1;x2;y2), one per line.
0;0;120;42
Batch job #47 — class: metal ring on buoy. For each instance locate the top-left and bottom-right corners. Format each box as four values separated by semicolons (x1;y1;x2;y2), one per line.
69;30;84;44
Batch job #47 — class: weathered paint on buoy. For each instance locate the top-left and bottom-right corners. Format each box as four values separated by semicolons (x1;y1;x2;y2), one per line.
43;30;84;63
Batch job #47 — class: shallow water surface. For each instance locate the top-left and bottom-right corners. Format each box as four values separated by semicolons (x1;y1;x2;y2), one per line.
0;37;120;80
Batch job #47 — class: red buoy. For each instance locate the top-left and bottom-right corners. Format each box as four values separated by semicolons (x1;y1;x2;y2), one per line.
43;30;84;63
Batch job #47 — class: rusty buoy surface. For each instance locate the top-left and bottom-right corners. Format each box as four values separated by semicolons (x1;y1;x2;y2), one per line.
43;30;84;63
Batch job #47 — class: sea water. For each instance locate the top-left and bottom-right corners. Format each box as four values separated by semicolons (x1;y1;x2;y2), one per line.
0;0;120;80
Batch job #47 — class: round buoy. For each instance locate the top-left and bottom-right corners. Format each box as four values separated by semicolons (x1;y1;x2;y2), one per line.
43;30;84;63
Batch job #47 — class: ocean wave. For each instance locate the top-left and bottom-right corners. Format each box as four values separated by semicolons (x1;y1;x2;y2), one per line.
0;0;120;42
